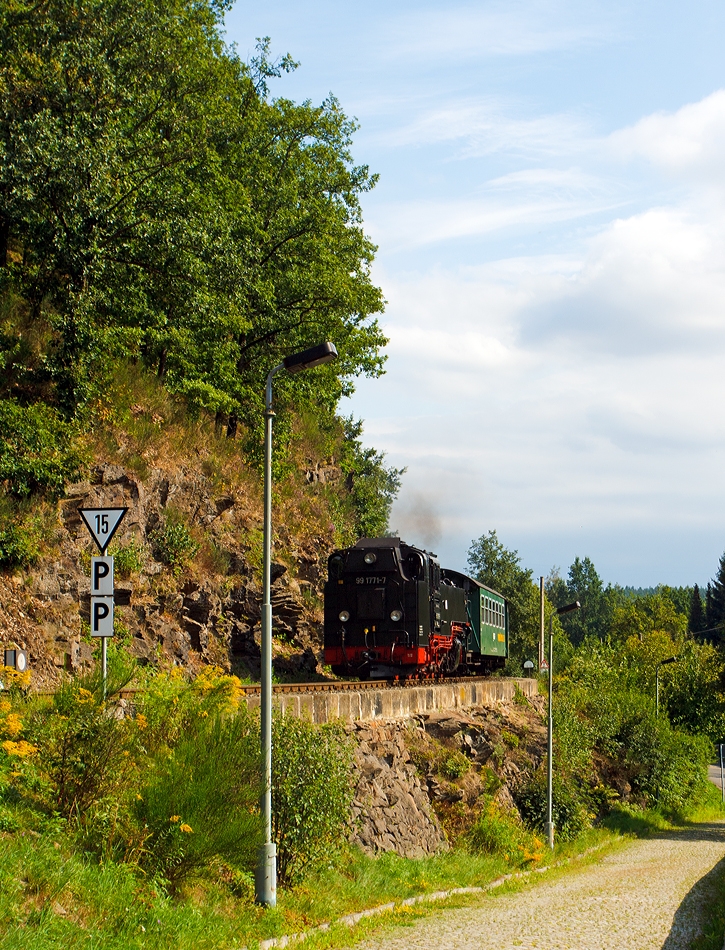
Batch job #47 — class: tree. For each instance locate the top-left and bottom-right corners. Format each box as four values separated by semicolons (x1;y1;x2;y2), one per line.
708;553;725;636
688;584;706;637
548;556;609;645
1;2;386;429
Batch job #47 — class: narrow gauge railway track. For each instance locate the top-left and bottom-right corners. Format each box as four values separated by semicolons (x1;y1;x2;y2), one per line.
112;675;502;700
236;675;490;695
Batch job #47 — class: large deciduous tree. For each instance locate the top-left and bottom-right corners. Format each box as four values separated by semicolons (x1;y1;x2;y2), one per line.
0;2;386;426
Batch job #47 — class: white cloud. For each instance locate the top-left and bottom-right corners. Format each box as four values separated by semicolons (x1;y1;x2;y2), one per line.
382;100;592;157
609;89;725;178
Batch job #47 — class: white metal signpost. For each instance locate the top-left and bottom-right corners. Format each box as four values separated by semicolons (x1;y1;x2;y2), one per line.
79;508;127;696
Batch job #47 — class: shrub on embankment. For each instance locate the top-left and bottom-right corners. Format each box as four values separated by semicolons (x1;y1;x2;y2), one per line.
0;662;355;899
513;664;713;840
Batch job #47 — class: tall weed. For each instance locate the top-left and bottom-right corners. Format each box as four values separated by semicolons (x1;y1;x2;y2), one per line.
136;711;261;889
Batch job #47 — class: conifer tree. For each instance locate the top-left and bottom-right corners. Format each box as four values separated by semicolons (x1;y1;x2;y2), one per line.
710;553;725;635
688;584;705;636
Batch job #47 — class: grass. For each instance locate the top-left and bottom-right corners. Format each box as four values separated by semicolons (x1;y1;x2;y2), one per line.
0;810;632;950
0;818;620;950
602;782;725;838
1;766;721;950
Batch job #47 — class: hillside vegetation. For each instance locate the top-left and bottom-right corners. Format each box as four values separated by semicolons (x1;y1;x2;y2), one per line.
1;0;397;571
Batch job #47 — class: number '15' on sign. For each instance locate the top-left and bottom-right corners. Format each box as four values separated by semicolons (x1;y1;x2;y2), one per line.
78;508;128;554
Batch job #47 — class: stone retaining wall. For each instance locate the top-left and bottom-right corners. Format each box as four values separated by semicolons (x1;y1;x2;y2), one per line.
349;720;446;857
246;677;537;724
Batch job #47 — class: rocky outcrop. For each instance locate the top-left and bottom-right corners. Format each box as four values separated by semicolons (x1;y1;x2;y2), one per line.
350;720;447;858
0;461;324;687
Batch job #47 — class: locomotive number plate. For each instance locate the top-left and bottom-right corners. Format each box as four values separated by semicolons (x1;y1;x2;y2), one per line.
356;576;386;585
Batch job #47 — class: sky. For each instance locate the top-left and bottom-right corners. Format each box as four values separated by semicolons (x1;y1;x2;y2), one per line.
224;0;725;587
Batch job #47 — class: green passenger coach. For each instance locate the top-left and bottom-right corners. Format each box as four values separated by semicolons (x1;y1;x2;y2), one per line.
441;569;508;668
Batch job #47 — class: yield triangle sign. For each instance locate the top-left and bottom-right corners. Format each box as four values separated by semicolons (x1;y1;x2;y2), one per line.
79;508;128;553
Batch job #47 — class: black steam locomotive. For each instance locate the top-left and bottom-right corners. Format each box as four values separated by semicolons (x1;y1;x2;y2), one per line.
323;537;508;679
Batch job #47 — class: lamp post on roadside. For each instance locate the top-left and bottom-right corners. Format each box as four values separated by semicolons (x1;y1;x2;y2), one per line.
255;342;338;908
655;656;678;718
546;600;581;851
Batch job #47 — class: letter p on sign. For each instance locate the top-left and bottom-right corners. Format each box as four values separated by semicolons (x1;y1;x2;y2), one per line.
91;556;114;595
91;596;114;637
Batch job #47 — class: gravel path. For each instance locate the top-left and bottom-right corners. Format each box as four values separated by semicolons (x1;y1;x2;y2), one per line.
360;823;725;950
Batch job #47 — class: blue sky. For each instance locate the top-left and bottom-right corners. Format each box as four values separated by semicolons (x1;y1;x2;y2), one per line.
225;1;725;586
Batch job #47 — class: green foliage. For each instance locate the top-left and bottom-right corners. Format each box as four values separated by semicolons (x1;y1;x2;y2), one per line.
689;583;706;635
664;640;725;741
500;728;520;749
708;552;725;635
339;416;404;539
1;2;386;429
24;661;137;820
0;399;85;498
467;799;543;864
150;514;200;575
136;712;261;890
548;557;609;644
439;749;472;780
515;770;592;842
272;716;355;884
109;538;146;578
0;497;47;567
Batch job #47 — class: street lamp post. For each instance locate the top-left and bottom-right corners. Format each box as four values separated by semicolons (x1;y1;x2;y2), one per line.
255;342;338;908
546;600;580;851
655;656;677;718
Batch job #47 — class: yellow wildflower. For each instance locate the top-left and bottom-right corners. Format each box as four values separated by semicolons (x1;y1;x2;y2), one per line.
179;823;193;833
169;815;180;823
2;668;31;689
2;739;37;757
135;713;148;730
0;700;11;714
76;688;95;704
3;713;23;737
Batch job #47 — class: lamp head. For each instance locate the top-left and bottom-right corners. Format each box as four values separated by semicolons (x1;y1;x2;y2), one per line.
557;601;581;615
659;656;678;667
283;342;338;375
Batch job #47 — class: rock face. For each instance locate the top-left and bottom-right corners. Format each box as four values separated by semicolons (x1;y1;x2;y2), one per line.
349;720;447;858
345;698;550;860
0;461;324;687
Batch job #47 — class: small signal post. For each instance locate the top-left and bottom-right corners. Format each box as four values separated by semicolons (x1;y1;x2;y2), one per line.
78;507;127;696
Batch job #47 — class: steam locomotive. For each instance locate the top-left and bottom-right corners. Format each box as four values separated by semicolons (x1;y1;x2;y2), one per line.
323;537;508;679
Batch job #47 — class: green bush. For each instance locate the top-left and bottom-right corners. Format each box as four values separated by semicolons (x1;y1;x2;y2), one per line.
467;799;543;864
25;661;138;821
110;539;146;577
136;711;262;890
440;749;472;780
272;716;355;884
150;514;200;574
515;769;592;842
0;501;46;567
0;399;85;498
